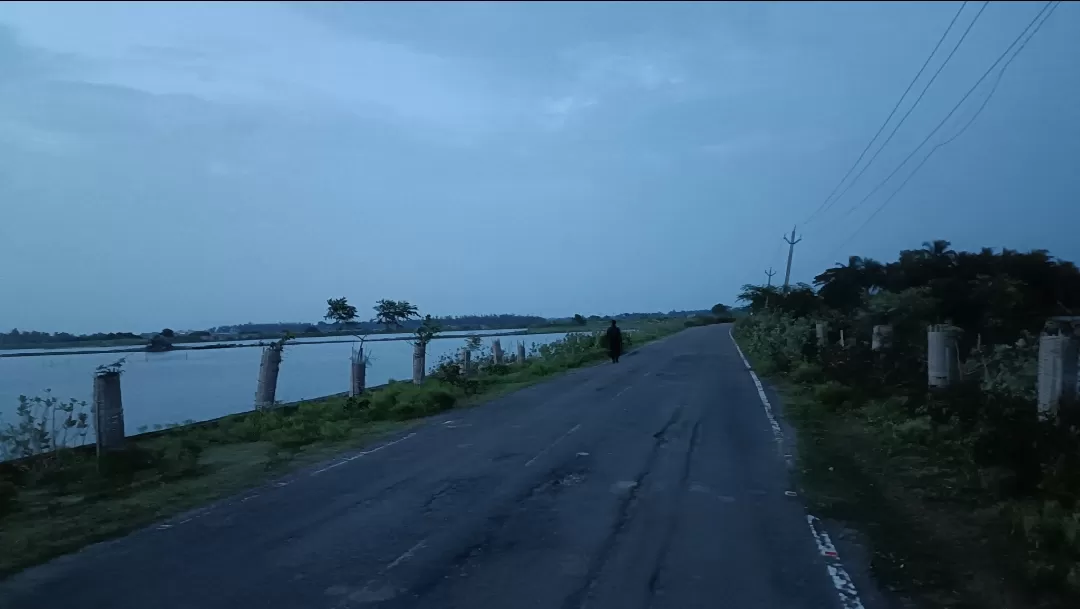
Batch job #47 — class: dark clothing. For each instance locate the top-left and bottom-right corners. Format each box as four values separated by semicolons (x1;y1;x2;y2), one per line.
606;325;623;363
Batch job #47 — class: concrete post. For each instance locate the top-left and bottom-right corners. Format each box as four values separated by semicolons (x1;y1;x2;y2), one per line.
872;325;893;352
461;348;472;376
492;339;504;365
254;345;282;410
93;371;125;454
815;322;829;348
517;341;527;365
349;346;366;397
1037;334;1079;416
927;325;960;388
412;342;426;384
839;329;846;348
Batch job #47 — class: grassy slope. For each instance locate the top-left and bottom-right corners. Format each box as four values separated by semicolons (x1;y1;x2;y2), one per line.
736;347;1072;609
0;319;687;576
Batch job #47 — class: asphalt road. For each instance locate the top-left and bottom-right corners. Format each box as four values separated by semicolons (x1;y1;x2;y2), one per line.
1;325;846;609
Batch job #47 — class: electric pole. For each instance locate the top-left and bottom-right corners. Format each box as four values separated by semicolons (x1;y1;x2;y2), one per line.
765;267;776;287
782;226;801;292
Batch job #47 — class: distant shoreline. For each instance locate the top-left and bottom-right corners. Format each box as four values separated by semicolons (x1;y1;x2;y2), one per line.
0;328;587;359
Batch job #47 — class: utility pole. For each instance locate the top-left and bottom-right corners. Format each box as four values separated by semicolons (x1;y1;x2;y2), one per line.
782;226;801;292
765;267;776;287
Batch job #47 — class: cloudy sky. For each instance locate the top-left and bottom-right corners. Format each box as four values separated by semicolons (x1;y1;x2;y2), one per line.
0;1;1077;333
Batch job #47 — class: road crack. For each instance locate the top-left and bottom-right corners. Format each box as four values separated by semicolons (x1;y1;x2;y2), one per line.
561;406;685;609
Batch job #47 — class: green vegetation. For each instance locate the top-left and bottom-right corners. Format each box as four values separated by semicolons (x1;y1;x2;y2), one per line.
0;317;686;576
373;299;420;331
732;240;1080;609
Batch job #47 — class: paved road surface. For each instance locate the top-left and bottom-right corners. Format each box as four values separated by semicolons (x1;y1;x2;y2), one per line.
1;325;847;609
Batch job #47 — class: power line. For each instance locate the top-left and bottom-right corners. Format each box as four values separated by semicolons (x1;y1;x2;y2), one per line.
824;1;990;222
829;1;1060;258
836;0;1054;223
801;1;970;227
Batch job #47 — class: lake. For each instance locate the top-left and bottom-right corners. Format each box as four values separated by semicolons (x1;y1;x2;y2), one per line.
0;328;528;356
0;332;571;438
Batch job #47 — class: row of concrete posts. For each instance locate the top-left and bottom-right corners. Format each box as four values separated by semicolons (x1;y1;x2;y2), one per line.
458;339;528;374
812;320;1080;416
90;337;533;457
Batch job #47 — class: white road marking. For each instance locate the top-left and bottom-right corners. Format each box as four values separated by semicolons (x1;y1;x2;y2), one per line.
311;460;348;475
728;335;783;446
311;433;418;475
525;424;581;467
729;328;866;609
808;515;866;609
613;386;632;399
385;540;426;571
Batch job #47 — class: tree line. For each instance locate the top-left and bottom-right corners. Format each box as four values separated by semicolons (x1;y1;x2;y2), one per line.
739;239;1080;351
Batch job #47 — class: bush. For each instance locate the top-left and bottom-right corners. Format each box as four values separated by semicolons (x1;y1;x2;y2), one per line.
389;383;461;421
265;422;321;450
154;439;203;479
791;362;824;385
97;446;162;485
0;479;17;517
813;381;854;410
733;312;814;373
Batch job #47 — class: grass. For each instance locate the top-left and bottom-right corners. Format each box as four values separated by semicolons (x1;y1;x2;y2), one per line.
735;342;1077;609
0;319;687;576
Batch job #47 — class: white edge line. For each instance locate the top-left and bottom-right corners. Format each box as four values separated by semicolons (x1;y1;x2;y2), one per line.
525;423;581;467
311;432;418;476
728;328;867;609
385;540;427;571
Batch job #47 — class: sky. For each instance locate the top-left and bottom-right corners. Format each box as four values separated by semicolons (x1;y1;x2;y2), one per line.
0;1;1077;334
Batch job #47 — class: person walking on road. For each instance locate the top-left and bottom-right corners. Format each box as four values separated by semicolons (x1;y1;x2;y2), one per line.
606;319;623;363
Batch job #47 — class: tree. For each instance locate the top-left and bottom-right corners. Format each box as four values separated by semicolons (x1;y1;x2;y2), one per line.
710;303;730;316
374;299;419;331
324;297;358;329
738;283;820;317
572;314;587;326
147;334;173;352
161;328;175;338
413;314;442;347
464;335;482;353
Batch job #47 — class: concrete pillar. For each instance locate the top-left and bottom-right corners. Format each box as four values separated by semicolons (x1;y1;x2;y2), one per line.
93;371;125;454
927;325;960;388
492;339;504;365
412;342;426;384
839;329;846;348
517;341;527;365
349;346;366;397
815;322;829;348
872;325;893;352
254;345;282;410
461;348;472;376
1037;334;1079;416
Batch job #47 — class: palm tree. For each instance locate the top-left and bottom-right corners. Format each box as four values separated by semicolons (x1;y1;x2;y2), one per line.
921;240;957;264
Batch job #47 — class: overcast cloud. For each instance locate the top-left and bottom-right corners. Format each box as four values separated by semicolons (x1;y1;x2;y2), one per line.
0;1;1077;333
